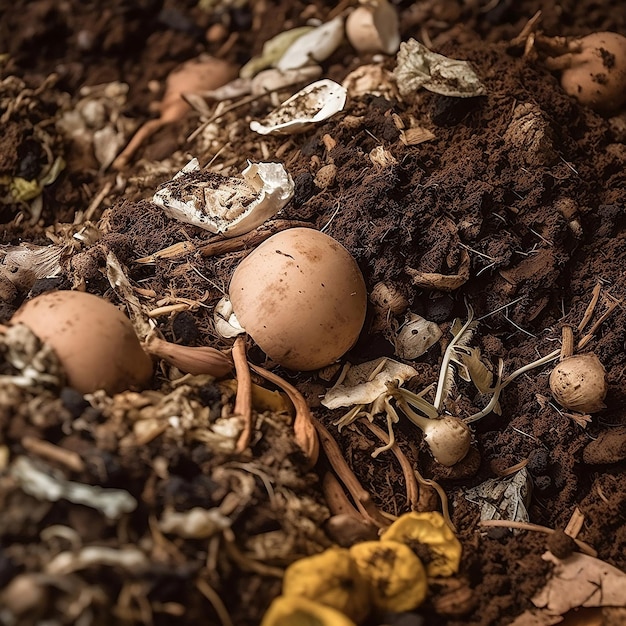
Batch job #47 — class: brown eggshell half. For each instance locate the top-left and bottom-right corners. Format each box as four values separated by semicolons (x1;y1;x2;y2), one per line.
11;290;154;394
229;228;367;370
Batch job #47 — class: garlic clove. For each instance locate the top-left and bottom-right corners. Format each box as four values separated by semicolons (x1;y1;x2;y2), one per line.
250;79;347;136
213;296;246;339
549;353;608;414
345;0;400;56
422;415;472;467
153;158;294;237
276;16;345;71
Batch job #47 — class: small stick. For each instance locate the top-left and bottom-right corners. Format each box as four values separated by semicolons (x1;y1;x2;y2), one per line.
198;220;315;258
479;520;597;557
195;578;234;626
21;436;85;473
560;326;574;360
249;363;319;467
577;283;602;333
233;338;253;454
564;507;585;539
322;471;363;518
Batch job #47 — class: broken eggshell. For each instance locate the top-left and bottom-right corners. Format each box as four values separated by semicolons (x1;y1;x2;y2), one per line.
250;79;347;135
394;312;442;360
276;16;345;71
152;158;294;237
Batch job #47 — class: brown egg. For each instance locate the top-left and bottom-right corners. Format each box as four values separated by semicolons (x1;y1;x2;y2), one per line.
229;228;367;370
11;290;153;394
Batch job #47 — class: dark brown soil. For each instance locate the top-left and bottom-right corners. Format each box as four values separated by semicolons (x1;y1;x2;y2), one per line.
2;1;626;626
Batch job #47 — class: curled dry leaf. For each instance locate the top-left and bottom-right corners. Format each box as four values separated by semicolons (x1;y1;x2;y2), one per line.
464;467;532;526
153;158;294;237
250;79;347;136
394;39;487;98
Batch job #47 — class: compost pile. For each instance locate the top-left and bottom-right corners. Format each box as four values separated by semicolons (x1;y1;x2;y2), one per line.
2;1;626;625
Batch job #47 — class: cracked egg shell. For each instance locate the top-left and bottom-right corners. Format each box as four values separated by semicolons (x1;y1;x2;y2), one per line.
11;290;153;394
228;228;367;370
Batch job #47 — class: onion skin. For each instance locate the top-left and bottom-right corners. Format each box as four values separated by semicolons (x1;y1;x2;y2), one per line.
549;353;607;414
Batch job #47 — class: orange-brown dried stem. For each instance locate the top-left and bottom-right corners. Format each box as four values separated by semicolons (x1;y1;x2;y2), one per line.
233;338;253;454
313;420;389;528
248;363;319;467
360;420;420;511
322;471;362;519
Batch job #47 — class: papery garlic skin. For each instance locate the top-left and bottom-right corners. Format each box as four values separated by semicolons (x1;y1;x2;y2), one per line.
549;353;608;413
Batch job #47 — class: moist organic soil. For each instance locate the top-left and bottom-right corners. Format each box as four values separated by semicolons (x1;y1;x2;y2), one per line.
2;1;626;625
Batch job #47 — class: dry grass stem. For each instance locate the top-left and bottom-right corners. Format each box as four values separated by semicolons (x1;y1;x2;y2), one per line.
198;220;314;258
195;578;234;626
480;520;597;556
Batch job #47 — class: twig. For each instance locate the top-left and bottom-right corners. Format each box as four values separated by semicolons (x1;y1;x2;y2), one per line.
21;436;85;473
248;363;319;467
479;520;597;557
198;220;314;258
233;338;253;454
577;283;602;333
322;471;363;518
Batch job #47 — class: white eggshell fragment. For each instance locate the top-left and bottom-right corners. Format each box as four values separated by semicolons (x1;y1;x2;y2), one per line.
250;79;347;135
153;158;294;237
276;16;345;71
228;228;367;371
394;313;442;360
10;290;153;395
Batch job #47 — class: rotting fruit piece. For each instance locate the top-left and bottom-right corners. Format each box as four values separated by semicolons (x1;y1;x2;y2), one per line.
380;511;462;578
261;595;358;626
282;547;371;623
349;540;428;613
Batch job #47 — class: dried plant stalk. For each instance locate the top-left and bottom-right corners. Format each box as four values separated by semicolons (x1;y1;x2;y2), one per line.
233;338;253;454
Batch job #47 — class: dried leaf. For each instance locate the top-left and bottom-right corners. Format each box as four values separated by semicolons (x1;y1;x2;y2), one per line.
393;39;487;98
532;551;626;615
464;468;532;525
456;347;495;394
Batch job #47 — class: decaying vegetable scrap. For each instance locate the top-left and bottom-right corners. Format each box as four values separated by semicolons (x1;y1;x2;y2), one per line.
393;39;487;98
